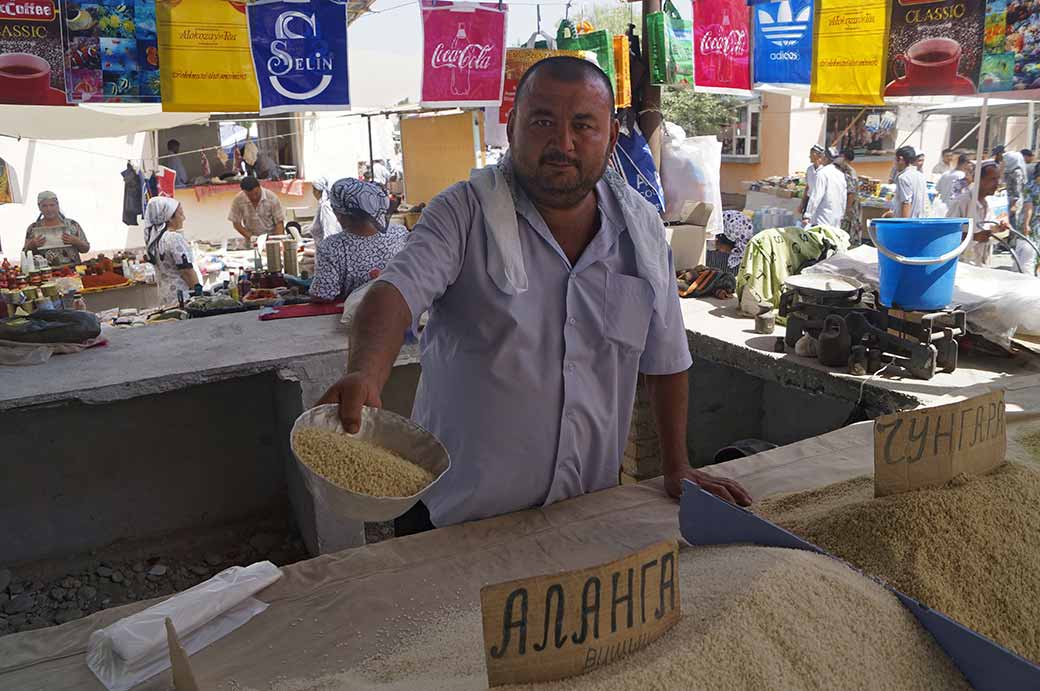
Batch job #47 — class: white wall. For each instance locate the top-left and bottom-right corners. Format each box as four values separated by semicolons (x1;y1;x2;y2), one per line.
0;133;153;258
786;97;827;175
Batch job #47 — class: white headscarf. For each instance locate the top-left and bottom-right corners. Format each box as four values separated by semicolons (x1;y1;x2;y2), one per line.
144;197;181;256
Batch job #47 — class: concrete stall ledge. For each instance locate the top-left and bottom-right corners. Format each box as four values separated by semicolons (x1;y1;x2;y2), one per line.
679;296;1040;414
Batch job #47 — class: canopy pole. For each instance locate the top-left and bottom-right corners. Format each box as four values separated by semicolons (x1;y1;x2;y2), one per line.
367;115;375;182
973;96;989;211
1029;101;1036;151
639;0;663;172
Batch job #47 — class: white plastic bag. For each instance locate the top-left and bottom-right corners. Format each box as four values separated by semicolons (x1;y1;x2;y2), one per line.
660;122;723;232
87;561;281;691
340;281;373;329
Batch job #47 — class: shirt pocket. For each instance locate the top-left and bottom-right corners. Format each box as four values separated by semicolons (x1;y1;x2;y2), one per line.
603;272;654;354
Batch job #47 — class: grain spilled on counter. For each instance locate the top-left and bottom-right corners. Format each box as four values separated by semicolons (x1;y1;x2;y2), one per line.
268;546;967;691
758;461;1040;664
293;427;433;497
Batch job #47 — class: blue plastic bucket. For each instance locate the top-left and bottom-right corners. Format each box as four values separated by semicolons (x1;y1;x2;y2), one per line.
867;217;973;311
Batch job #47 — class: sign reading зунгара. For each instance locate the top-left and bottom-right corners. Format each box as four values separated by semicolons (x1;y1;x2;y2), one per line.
246;0;348;115
480;540;681;686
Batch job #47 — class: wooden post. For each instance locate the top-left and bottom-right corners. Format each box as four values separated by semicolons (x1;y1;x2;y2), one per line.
640;0;663;171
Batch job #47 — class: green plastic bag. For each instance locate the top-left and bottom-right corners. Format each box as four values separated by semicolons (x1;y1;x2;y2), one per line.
556;25;617;96
647;0;693;85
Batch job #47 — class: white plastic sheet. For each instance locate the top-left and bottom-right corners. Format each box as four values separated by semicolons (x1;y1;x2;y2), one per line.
86;561;281;691
660;122;723;232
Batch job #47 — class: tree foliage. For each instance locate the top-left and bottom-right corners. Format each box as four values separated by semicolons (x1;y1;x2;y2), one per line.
661;89;741;138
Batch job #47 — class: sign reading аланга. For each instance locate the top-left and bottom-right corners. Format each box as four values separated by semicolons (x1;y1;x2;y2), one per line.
247;0;348;115
480;540;681;686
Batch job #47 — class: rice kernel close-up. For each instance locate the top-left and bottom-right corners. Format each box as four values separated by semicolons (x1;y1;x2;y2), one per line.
293;426;434;498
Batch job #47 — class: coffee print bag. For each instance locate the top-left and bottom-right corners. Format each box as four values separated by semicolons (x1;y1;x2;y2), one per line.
886;0;986;96
0;0;68;105
420;0;506;108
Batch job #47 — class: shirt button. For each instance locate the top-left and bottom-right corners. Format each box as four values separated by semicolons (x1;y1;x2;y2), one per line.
568;273;576;281
568;317;576;326
567;362;576;372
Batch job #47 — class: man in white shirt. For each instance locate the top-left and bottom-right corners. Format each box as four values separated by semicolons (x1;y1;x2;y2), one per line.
803;146;847;228
937;153;971;206
889;146;929;218
947;160;1010;266
932;148;955;175
798;145;824;218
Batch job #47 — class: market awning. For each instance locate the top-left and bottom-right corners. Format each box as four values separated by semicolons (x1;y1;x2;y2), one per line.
918;98;1037;118
0;103;207;141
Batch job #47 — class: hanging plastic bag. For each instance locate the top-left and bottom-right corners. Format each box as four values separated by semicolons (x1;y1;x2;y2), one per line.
610;124;665;213
660;122;723;231
646;0;693;85
557;25;617;98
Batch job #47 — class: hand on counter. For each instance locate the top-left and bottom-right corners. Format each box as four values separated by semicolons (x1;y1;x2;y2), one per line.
317;371;383;434
664;466;752;507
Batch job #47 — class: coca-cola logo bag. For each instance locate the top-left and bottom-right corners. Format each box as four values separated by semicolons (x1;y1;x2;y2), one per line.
421;0;507;107
694;0;752;93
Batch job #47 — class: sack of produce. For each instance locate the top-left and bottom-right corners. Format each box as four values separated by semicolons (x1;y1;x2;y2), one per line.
0;309;101;344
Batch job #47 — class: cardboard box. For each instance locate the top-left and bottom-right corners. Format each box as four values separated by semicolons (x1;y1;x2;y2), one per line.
678;201;714;227
665;224;708;270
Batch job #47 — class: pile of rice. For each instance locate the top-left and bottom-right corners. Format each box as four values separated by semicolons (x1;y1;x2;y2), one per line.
758;462;1040;663
293;426;433;497
268;546;967;691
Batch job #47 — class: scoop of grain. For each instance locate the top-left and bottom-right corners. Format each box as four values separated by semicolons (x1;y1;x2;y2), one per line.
758;461;1040;663
293;426;434;498
272;546;967;691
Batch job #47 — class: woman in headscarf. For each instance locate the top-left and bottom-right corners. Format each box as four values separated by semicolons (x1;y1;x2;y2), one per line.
143;196;200;306
23;191;90;267
309;178;409;302
708;210;755;273
306;177;341;244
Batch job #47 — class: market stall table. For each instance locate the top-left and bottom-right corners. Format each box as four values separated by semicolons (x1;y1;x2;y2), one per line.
79;281;160;313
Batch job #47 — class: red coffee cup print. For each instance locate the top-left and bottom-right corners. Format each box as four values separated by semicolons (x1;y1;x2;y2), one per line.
0;52;51;104
885;37;976;96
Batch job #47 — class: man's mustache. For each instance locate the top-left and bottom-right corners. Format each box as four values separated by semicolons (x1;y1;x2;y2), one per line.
540;150;581;168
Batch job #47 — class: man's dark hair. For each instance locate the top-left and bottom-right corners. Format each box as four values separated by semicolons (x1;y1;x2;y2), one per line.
167;139;180;151
841;148;856;162
942;148;954;156
1022;149;1034;157
240;176;260;192
957;153;971;166
513;56;615;117
896;146;917;165
991;145;1005;156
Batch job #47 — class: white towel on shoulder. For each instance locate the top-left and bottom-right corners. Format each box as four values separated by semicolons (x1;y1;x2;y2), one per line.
468;156;672;320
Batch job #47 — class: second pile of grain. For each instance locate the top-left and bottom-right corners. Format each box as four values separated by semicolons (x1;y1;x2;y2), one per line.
273;545;967;691
758;462;1040;663
293;426;434;497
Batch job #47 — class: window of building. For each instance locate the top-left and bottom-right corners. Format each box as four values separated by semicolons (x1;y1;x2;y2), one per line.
157;114;302;187
826;107;897;160
720;98;760;162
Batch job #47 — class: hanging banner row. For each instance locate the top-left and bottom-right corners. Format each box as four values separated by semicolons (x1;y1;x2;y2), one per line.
0;0;349;114
0;0;1034;112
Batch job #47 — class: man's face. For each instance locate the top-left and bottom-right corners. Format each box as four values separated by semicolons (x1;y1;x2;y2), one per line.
943;151;954;164
809;151;820;166
168;142;179;154
1026;153;1035;164
245;187;262;205
994;151;1004;164
896;155;907;172
980;165;1001;196
507;71;619;210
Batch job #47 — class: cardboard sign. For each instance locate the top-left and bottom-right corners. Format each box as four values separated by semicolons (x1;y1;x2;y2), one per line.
420;0;507;108
247;0;349;115
480;540;681;687
874;389;1007;497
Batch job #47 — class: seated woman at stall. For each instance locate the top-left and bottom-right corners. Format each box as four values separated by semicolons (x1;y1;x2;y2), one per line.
309;178;409;303
23;191;90;267
144;197;200;305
